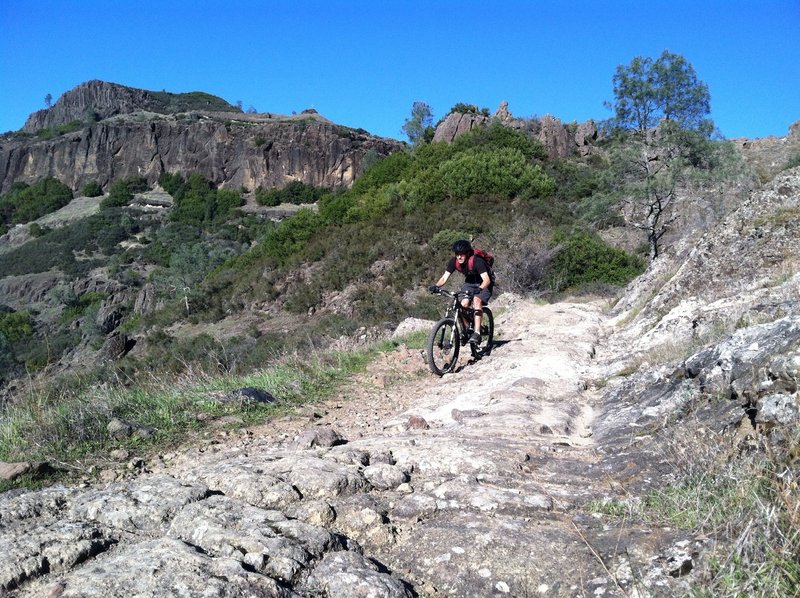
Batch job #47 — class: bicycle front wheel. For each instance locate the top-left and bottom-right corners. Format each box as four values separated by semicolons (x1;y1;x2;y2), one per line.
427;317;460;376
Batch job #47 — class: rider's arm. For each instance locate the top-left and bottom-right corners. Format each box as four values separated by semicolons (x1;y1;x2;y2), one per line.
434;271;451;288
477;271;491;290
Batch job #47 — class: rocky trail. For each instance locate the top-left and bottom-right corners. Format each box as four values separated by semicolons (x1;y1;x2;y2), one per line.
4;284;797;597
1;293;631;597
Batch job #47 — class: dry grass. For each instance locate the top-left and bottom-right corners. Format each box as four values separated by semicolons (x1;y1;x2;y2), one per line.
590;421;800;596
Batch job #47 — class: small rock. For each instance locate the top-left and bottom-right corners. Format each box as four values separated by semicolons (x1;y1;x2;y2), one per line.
406;416;429;430
756;393;799;426
224;387;278;404
293;426;345;449
364;464;409;490
0;461;32;481
107;417;133;439
109;449;130;461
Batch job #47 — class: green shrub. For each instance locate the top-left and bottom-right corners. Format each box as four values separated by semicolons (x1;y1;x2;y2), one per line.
255;181;327;206
450;103;490;117
438;147;554;201
318;192;357;225
0;209;136;277
430;229;472;252
0;310;34;343
548;230;645;290
80;181;103;197
350;285;407;325
258;208;322;266
101;176;148;209
0;177;73;227
28;222;50;237
159;172;185;196
452;121;548;161
165;173;243;227
352;151;413;195
57;120;84;134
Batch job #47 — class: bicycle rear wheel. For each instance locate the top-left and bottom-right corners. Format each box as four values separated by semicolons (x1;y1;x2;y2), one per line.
427;317;460;376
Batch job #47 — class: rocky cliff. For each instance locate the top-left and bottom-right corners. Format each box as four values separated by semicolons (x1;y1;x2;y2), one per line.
20;80;240;134
0;81;404;194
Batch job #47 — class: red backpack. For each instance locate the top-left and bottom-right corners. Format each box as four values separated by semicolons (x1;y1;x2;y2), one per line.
455;248;495;282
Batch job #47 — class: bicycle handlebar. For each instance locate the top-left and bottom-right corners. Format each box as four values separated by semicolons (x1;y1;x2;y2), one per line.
431;287;475;299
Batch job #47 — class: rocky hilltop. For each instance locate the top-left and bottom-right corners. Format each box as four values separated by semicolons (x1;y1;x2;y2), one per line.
433;101;600;160
0;81;404;194
1;158;797;595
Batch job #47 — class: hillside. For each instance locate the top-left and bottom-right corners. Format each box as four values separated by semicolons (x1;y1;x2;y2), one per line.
1;166;798;595
0;80;798;595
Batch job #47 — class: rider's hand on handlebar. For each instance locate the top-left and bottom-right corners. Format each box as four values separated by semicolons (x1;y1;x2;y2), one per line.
429;285;440;294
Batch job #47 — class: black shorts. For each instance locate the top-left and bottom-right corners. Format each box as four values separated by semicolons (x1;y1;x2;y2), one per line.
460;283;491;304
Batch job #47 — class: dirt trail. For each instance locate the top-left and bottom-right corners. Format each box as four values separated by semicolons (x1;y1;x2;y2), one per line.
276;293;604;447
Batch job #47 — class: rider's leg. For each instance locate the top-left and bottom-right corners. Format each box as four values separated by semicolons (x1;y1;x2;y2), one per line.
459;296;471;329
472;296;483;331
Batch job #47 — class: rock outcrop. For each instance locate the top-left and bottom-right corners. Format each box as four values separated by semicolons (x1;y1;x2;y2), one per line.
432;102;600;159
734;120;800;181
0;81;404;194
431;111;490;143
21;80;240;134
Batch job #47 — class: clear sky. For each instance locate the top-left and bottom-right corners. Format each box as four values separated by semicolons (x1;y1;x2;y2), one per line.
1;0;798;141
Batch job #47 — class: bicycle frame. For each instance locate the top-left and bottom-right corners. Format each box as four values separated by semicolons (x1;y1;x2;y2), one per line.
440;289;476;345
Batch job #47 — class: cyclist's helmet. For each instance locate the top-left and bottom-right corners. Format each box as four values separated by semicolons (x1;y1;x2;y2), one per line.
452;239;473;254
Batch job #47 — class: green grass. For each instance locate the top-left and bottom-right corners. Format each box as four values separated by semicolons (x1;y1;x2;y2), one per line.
0;334;418;490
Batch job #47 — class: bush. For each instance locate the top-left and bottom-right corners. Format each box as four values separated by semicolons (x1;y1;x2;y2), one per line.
430;229;472;252
0;209;137;278
450;103;490;117
159;172;185;196
318;192;357;225
548;230;645;290
0;177;73;228
256;208;322;267
350;284;407;325
255;181;328;206
101;176;148;209
166;173;243;227
81;181;103;197
452;121;548;161
255;186;280;207
352;151;413;195
438;147;554;201
0;310;34;343
28;222;50;238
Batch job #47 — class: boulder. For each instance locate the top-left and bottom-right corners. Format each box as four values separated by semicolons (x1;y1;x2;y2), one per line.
432;111;489;143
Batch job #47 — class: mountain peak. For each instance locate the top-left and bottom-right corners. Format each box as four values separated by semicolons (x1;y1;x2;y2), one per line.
22;80;239;133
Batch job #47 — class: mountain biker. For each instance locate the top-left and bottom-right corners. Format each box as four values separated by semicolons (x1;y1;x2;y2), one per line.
429;239;493;344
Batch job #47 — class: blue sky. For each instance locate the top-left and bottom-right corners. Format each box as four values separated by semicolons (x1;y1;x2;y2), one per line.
1;0;798;141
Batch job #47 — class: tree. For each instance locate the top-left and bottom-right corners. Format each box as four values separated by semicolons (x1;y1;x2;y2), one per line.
45;93;53;108
605;51;718;260
609;50;711;135
402;101;434;146
604;122;740;261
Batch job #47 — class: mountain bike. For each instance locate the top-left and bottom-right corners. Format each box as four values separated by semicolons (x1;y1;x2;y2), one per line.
426;288;494;376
